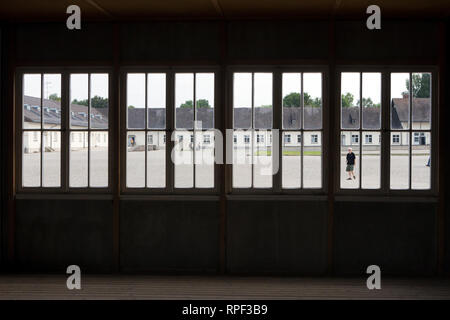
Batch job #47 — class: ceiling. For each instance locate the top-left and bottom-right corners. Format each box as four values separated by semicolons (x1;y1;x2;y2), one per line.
0;0;449;21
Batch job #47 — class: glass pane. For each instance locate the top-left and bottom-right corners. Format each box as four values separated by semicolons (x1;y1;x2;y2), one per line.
147;73;166;129
412;73;431;130
23;74;41;129
174;130;193;188
195;130;214;188
282;73;301;130
43;74;61;129
341;73;360;129
42;131;60;187
22;131;41;187
70;131;88;187
90;131;108;187
254;73;272;129
282;131;301;189
90;74;109;129
233;73;252;129
175;73;194;129
253;130;272;188
391;73;410;130
304;73;322;130
340;131;360;189
303;131;322;188
362;73;381;130
390;132;410;189
147;131;166;188
361;131;380;189
412;132;431;190
70;74;89;129
196;73;214;130
127;73;145;129
233;129;252;188
126;131;145;188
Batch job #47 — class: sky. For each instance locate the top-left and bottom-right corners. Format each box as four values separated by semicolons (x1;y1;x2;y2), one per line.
23;73;109;102
23;72;418;110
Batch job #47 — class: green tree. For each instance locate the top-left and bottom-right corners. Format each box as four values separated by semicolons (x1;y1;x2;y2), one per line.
128;105;135;109
179;99;211;108
405;73;431;98
72;99;88;106
91;96;108;108
48;93;61;102
357;97;380;108
283;92;301;107
341;92;355;107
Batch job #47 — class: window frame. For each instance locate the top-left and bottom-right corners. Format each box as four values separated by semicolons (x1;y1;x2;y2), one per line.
120;66;220;195
335;66;438;196
228;66;328;195
15;67;113;194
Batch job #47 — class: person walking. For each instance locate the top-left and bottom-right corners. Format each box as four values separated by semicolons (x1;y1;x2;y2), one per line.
346;147;356;180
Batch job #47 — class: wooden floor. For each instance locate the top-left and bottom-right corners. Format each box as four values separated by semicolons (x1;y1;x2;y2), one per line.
0;275;449;300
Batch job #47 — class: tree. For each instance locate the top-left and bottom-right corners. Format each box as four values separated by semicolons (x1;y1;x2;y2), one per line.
91;96;108;108
406;73;431;98
341;92;355;107
72;99;88;106
357;97;380;108
283;92;300;107
71;96;108;108
48;93;61;102
283;92;321;108
179;99;211;108
128;105;135;109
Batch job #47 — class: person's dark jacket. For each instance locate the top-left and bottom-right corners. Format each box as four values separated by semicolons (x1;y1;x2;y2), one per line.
346;152;355;165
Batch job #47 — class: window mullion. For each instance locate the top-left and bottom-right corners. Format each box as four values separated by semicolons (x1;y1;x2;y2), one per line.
273;70;281;193
144;73;148;188
300;72;304;189
167;71;174;192
381;72;389;193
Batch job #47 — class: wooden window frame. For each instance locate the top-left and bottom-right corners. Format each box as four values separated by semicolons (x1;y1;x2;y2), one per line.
120;66;220;195
228;66;329;195
336;66;438;196
15;67;113;194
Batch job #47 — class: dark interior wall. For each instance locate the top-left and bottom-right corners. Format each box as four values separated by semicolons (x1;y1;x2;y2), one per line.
1;19;447;275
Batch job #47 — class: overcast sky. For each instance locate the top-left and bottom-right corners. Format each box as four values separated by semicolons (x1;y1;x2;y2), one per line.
23;72;417;109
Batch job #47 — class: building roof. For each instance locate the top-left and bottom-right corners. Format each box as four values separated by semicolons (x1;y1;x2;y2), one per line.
24;96;430;131
23;95;108;128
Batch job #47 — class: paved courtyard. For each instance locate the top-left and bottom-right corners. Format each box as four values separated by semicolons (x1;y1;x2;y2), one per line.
22;149;431;190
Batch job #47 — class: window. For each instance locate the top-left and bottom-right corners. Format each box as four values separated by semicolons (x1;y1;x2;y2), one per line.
232;71;323;190
390;72;432;190
341;72;381;190
233;72;273;189
70;73;109;188
233;135;237;143
284;134;291;143
125;71;216;190
340;70;434;192
282;72;322;189
126;73;166;189
20;71;109;190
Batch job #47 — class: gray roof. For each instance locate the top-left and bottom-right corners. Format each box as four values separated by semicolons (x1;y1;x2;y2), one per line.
23;95;108;128
25;95;428;131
